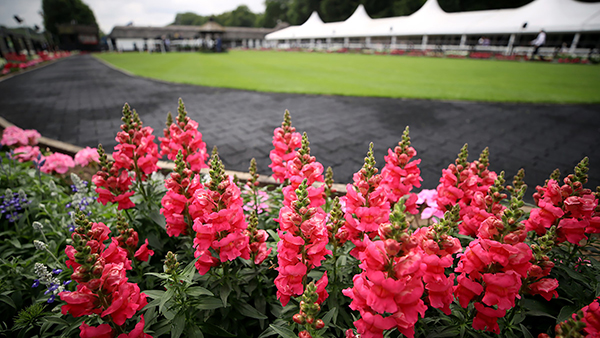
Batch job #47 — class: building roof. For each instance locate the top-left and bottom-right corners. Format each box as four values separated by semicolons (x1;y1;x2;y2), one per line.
266;0;600;40
110;24;283;40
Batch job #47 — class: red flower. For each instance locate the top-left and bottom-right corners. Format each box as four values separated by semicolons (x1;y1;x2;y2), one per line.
472;303;505;334
528;278;559;301
101;282;147;326
134;239;154;262
79;322;114;338
59;286;101;317
117;315;152;338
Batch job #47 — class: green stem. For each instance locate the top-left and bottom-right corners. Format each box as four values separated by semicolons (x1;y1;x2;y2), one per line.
44;247;61;265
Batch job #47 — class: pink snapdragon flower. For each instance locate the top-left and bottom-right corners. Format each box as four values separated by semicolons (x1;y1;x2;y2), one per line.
275;179;330;306
190;153;251;275
159;99;208;172
269;110;302;183
340;143;390;258
112;103;160;180
380;127;422;213
74;147;100;167
40;152;75;174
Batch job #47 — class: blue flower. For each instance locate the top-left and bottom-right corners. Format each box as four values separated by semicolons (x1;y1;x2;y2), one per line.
52;269;62;274
32;279;40;288
47;295;55;303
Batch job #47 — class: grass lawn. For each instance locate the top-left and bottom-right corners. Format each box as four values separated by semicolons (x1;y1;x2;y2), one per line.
96;50;600;103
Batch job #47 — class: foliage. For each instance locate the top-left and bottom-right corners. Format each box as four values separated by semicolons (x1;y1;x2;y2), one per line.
1;100;600;338
42;0;98;36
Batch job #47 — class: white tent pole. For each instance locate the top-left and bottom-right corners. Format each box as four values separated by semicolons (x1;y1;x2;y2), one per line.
506;34;515;55
421;35;428;50
569;33;580;55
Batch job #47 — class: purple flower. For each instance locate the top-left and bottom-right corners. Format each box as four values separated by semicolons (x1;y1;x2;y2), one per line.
32;279;40;288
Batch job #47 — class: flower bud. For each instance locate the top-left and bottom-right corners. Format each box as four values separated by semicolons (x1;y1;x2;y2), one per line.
292;314;305;324
315;319;325;329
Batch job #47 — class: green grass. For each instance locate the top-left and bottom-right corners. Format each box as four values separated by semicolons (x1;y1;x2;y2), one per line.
95;50;600;103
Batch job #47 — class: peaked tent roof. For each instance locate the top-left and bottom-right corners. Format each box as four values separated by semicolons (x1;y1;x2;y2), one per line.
266;0;600;40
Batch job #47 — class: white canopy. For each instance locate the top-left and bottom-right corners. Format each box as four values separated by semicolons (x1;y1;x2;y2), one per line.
266;0;600;40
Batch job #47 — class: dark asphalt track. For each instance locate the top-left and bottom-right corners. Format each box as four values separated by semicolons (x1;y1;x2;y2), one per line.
1;54;599;196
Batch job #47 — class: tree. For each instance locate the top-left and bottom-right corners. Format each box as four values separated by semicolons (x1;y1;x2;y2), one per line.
320;0;360;22
42;0;98;36
172;12;209;26
391;0;426;16
287;0;322;25
261;0;292;28
214;5;257;27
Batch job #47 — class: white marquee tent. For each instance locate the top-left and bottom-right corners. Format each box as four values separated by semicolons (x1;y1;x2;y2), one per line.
266;0;600;54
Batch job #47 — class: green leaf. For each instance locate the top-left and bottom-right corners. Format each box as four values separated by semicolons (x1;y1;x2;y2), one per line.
269;324;297;338
0;294;15;309
145;272;170;280
8;238;21;249
43;316;69;326
149;210;166;228
557;305;578;323
181;256;200;284
187;286;213;297
321;308;337;327
220;283;232;306
556;266;589;285
143;290;166;299
197;297;224;310
520;324;534;338
171;311;185;338
159;288;175;314
237;301;268;319
185;323;204;338
199;322;236;337
257;326;277;338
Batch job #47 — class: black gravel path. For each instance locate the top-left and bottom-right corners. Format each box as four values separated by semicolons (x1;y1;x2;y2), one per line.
1;54;599;196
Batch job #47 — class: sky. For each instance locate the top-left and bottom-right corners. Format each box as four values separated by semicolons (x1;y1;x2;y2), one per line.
0;0;266;34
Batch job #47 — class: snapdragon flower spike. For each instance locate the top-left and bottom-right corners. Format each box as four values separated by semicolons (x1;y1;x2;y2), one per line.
340;143;390;258
554;296;600;337
245;211;272;265
435;145;499;236
242;158;270;215
92;144;135;210
326;197;348;248
412;204;462;315
460;172;508;236
191;150;251;275
324;166;335;199
380;127;422;213
343;202;426;338
159;98;208;172
115;214;154;262
112;103;160;181
454;178;536;334
275;179;331;307
161;150;202;237
269;110;302;183
282;133;325;209
525;157;599;244
59;212;150;336
292;281;328;338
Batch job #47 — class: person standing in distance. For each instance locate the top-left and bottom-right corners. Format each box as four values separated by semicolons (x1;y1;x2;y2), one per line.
531;29;546;60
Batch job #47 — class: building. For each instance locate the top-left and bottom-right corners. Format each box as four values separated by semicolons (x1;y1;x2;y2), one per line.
56;24;100;51
266;0;600;56
109;21;288;52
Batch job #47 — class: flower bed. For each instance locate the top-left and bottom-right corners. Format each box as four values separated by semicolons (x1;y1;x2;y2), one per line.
1;51;71;76
1;100;600;338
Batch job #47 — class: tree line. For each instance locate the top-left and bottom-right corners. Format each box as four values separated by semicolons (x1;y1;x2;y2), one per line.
173;0;599;29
